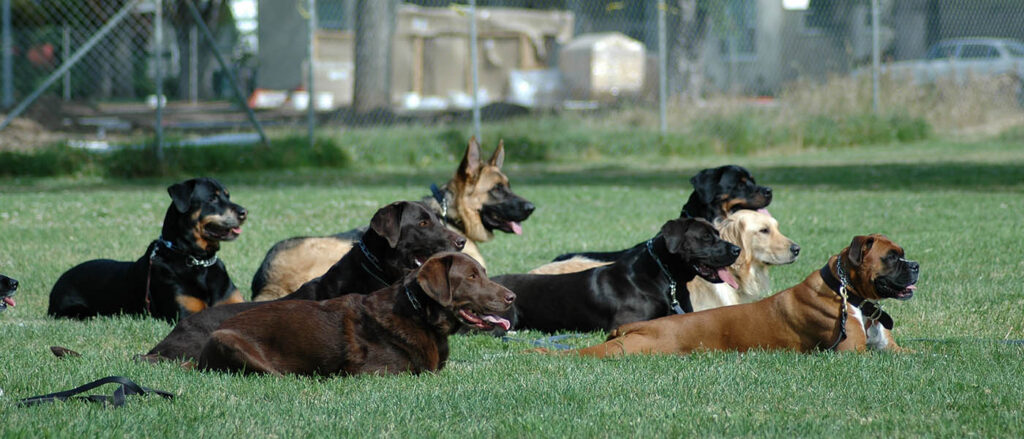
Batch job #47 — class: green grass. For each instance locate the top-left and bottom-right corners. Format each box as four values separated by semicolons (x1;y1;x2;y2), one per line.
1;138;1023;437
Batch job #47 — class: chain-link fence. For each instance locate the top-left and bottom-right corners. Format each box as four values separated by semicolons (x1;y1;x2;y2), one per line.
2;0;1024;150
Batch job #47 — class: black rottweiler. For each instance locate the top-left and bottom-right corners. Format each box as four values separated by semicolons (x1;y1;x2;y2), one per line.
142;200;466;362
548;165;771;266
47;177;247;322
0;275;17;312
493;218;740;333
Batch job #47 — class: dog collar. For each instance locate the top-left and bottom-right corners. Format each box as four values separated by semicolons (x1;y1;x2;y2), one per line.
645;239;684;314
819;261;894;330
357;239;390;287
429;183;460;228
818;259;849;350
404;285;422;311
155;238;218;268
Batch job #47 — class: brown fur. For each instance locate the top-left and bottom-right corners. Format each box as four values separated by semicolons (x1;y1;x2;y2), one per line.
563;235;916;358
688;210;799;311
251;138;532;301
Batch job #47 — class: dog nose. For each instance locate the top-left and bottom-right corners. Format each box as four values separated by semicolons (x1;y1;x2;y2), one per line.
765;187;773;197
790;243;801;256
908;261;920;273
522;202;535;216
236;207;248;222
504;291;516;304
453;235;467;251
729;244;741;257
8;279;17;289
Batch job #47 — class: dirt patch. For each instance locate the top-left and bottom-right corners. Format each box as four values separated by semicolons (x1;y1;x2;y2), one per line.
0;114;66;152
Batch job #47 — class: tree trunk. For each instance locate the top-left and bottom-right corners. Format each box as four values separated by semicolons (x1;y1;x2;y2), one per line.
668;0;710;102
353;0;397;113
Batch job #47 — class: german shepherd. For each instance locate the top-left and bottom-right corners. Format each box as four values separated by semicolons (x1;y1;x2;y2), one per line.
250;137;535;301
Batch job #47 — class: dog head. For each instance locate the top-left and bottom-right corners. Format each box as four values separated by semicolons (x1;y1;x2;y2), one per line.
415;252;514;332
449;137;535;243
660;218;741;288
367;201;467;277
165;177;247;253
0;275;17;312
717;209;800;269
686;165;772;221
841;234;919;301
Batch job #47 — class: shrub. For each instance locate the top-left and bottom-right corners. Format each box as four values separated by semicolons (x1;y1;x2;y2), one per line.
0;144;93;177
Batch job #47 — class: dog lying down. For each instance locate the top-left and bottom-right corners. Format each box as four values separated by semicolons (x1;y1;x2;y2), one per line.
199;252;515;377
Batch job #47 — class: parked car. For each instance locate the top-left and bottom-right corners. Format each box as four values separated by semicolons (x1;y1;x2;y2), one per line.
863;37;1024;105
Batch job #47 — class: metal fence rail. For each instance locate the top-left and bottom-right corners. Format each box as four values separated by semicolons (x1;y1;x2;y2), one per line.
2;0;1024;149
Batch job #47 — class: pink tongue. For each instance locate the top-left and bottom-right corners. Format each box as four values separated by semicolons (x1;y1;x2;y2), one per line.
509;221;522;235
231;227;243;235
482;315;511;331
718;268;739;289
2;297;14;308
757;209;772;218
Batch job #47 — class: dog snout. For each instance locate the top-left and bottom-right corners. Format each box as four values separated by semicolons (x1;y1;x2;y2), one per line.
452;235;467;251
729;243;741;257
522;201;536;217
235;206;248;222
503;290;516;304
3;277;17;290
790;243;801;257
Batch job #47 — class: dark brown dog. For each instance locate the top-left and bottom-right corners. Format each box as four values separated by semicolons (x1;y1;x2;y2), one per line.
199;252;515;376
142;200;464;362
567;234;919;357
249;137;535;301
47;177;247;321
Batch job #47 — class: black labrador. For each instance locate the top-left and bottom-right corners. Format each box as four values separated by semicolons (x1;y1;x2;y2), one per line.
494;218;740;333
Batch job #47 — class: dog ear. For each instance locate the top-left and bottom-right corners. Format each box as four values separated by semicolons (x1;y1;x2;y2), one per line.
167;179;197;213
416;253;455;306
660;219;689;254
689;168;720;205
457;137;482;180
488;139;505;168
846;235;875;267
717;216;748;267
369;202;405;248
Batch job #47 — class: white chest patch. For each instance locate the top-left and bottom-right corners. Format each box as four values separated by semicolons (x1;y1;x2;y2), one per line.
848;304;888;350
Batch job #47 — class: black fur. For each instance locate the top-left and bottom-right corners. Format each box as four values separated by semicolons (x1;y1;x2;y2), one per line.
0;274;18;312
47;178;246;322
494;218;740;333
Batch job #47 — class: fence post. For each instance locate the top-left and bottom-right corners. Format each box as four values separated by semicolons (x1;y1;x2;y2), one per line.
657;0;667;135
2;0;11;109
307;0;316;149
871;0;880;114
62;25;71;101
469;0;481;142
155;0;164;159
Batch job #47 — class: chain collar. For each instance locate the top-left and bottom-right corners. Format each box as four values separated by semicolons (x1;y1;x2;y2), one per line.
357;238;390;287
646;239;683;314
405;285;422;311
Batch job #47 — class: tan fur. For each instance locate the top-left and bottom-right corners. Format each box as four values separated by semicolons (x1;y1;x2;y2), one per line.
252;238;354;301
215;289;245;306
689;210;798;311
176;295;208;314
528;257;610;275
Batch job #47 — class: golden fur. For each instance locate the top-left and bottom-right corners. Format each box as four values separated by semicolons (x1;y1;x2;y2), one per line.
688;210;798;311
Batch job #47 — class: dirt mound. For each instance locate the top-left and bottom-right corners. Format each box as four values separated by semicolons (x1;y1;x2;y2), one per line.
0;114;64;151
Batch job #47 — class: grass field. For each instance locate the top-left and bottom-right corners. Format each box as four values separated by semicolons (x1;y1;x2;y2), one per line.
1;138;1023;437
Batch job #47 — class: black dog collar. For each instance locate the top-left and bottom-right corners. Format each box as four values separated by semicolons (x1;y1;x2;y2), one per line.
819;262;893;330
429;183;460;228
357;239;390;287
155;238;218;268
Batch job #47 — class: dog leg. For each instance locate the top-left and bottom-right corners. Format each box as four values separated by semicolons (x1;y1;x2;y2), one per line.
202;329;285;376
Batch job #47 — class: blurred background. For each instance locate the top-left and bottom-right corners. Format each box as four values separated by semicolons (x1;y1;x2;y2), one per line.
2;0;1023;154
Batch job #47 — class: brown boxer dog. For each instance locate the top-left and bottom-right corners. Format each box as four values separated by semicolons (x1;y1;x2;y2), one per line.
567;234;918;357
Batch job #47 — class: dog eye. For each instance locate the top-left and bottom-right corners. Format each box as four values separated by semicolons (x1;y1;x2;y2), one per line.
759;228;770;234
419;220;429;227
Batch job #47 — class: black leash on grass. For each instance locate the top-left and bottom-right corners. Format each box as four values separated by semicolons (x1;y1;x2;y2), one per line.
18;376;174;408
501;333;589;351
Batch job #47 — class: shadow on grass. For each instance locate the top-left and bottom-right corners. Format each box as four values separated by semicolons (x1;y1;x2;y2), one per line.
3;161;1022;194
